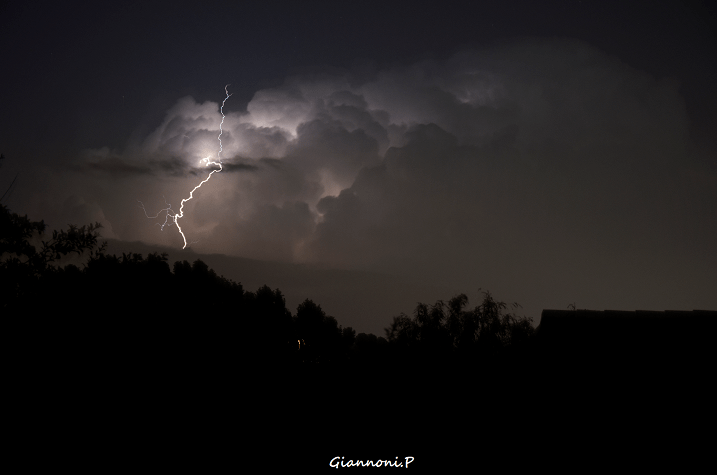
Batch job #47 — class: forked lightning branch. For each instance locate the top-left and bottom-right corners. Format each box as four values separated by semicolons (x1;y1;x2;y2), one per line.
139;85;232;248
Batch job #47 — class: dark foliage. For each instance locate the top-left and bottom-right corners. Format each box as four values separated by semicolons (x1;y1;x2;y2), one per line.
2;201;540;379
1;204;106;308
384;291;535;373
5;202;714;470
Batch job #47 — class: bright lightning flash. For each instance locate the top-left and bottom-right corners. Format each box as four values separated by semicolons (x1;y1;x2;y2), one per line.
139;85;232;249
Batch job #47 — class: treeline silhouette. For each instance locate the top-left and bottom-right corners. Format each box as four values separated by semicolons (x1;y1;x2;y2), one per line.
1;203;536;380
1;202;541;452
6;202;714;468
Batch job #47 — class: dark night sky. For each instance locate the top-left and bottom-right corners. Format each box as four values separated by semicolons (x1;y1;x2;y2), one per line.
1;0;715;334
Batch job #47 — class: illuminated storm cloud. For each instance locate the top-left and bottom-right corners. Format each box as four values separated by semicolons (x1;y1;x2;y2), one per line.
49;38;711;305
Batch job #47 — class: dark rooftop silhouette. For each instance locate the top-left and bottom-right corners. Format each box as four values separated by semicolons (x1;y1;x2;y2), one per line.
532;309;716;380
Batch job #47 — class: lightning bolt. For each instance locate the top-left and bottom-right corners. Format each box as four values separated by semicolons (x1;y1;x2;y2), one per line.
139;85;232;249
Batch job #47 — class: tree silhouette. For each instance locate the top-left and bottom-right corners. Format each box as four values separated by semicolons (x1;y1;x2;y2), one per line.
295;299;329;363
244;284;294;367
1;203;106;312
293;298;359;367
385;290;535;370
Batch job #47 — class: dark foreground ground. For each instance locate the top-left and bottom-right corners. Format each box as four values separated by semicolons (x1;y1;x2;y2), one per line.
6;316;714;472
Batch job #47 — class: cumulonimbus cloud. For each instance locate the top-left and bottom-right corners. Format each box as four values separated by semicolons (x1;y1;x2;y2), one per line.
32;37;713;309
